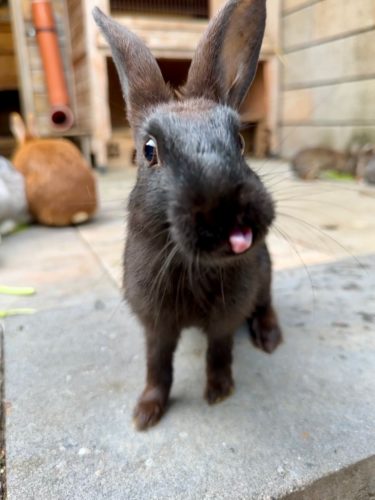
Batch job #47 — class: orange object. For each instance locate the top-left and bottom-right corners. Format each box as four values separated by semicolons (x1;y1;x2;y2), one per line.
31;0;74;131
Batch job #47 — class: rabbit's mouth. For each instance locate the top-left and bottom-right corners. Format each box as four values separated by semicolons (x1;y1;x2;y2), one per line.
228;226;253;254
171;217;263;264
169;199;272;264
207;225;259;261
187;223;261;263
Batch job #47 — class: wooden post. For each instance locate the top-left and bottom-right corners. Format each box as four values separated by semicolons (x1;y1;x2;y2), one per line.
265;0;281;155
82;0;111;169
9;0;35;119
264;57;280;155
209;0;226;17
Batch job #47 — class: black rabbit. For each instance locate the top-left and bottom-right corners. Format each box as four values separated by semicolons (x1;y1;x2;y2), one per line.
94;0;282;431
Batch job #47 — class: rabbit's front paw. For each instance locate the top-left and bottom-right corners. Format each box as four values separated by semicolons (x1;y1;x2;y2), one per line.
249;303;283;354
250;320;282;354
205;374;234;405
133;387;166;431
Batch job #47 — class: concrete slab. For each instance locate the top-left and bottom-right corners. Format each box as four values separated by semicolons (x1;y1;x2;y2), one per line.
0;225;118;312
0;328;5;499
76;169;135;288
2;162;375;498
4;255;375;499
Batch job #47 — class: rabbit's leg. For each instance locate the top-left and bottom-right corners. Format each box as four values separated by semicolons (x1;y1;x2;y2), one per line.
133;329;179;430
248;302;282;354
205;334;234;404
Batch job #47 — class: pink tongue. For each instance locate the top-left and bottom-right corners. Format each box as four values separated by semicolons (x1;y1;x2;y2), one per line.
229;227;253;254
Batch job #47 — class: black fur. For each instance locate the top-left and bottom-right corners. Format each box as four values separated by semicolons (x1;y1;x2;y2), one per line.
93;0;282;431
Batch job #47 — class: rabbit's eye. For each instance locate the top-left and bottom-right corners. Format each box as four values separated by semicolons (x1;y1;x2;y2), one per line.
144;138;158;166
238;134;245;155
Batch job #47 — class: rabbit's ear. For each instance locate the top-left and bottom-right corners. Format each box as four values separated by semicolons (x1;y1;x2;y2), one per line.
9;113;27;144
184;0;266;110
93;8;172;128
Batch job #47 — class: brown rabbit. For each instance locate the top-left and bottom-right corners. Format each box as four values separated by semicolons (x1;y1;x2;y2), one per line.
355;144;375;183
10;113;97;226
94;0;282;431
291;147;357;180
363;156;375;185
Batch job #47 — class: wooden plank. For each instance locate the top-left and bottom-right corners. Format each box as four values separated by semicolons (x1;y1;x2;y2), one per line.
69;14;85;42
70;31;85;56
30;69;46;93
38;114;50;129
283;0;322;14
83;0;111;166
70;39;86;62
282;79;375;123
264;56;281;153
283;0;375;51
240;67;266;122
0;55;18;89
73;60;89;80
280;125;375;157
283;30;375;87
112;14;208;33
0;138;16;159
60;0;79;128
209;0;226;15
283;0;307;10
98;25;273;59
27;44;43;71
119;28;199;52
99;43;191;60
66;0;89;128
34;93;50;114
9;0;35;114
75;79;90;97
0;6;11;19
97;15;208;59
66;0;81;19
266;0;281;52
20;0;31;20
0;31;14;54
73;103;91;117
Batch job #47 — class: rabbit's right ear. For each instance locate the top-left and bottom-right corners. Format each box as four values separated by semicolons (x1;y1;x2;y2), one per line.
93;8;172;129
184;0;266;110
9;113;27;145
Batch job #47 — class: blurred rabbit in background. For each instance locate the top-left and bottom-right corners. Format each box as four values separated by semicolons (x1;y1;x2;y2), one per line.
10;113;98;226
0;155;29;239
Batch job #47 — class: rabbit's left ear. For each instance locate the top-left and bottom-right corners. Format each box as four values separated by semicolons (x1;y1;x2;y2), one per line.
9;113;27;144
184;0;266;110
93;8;172;129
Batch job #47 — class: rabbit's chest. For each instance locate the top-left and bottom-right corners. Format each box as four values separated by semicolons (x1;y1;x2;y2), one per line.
147;262;259;330
124;237;263;330
184;273;258;330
